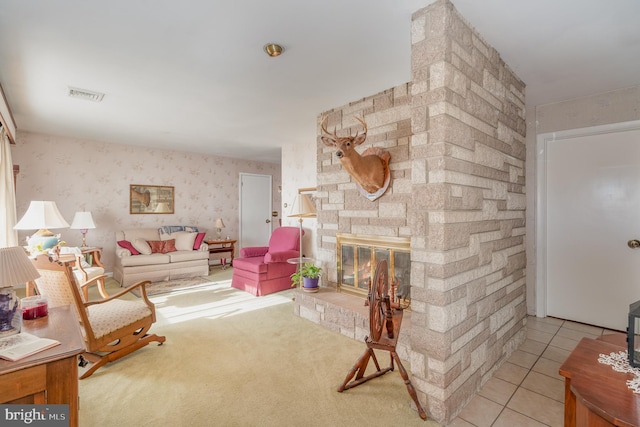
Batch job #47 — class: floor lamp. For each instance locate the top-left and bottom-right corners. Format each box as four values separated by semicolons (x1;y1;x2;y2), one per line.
287;193;317;264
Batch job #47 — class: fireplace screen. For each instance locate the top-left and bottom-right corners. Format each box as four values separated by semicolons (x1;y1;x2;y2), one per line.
337;233;411;308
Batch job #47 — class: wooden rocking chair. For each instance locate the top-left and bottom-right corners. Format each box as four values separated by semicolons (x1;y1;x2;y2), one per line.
30;254;166;379
338;260;427;421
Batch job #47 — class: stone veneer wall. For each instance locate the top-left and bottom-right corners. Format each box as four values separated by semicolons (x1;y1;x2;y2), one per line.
310;0;526;423
409;1;526;422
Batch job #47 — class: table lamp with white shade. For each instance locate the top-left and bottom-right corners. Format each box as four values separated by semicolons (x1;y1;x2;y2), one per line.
0;246;41;337
70;211;96;247
14;201;70;253
215;218;226;240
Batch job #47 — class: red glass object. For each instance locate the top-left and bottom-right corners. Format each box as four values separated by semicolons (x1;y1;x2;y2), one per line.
22;303;48;320
21;296;49;320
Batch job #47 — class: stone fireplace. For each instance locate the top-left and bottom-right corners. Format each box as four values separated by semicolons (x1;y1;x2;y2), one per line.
295;0;527;424
336;233;411;308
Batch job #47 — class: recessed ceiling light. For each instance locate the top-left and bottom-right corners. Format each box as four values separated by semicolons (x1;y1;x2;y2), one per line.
68;87;105;102
264;43;284;57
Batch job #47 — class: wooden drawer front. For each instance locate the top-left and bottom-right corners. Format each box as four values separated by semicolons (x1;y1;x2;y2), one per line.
0;365;47;403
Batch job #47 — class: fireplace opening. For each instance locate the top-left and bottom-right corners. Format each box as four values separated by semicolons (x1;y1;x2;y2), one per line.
336;233;411;309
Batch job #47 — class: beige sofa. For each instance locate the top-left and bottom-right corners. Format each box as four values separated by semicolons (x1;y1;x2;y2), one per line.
114;227;209;287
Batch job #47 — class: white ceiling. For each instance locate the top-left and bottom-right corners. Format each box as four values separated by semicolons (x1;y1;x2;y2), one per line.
0;0;638;164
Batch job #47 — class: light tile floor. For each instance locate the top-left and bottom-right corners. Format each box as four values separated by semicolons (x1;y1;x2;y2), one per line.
446;315;623;427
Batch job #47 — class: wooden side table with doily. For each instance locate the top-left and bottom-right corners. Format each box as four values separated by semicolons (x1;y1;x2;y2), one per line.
559;335;639;426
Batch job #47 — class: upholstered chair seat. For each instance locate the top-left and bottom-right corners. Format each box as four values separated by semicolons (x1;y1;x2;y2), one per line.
87;299;153;339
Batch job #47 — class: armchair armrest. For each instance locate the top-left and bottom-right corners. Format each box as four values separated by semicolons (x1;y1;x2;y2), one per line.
84;280;154;310
74;253;89;276
78;274;110;299
240;246;269;258
264;250;300;263
116;248;132;258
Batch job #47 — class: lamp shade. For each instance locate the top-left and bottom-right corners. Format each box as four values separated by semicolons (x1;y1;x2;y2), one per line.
70;211;96;230
14;201;70;231
288;194;317;218
215;218;226;229
0;247;40;288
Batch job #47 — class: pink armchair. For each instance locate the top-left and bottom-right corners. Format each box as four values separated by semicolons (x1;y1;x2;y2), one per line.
231;226;302;296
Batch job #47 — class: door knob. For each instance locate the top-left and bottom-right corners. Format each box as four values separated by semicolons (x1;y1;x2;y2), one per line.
628;239;640;249
265;219;271;224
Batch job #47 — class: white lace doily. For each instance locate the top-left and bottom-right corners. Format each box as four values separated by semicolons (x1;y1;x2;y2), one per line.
598;350;640;393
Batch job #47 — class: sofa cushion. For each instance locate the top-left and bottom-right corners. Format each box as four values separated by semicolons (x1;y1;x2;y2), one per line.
117;240;140;255
176;232;197;251
193;232;206;250
120;253;171;267
264;250;300;263
233;256;268;274
240;246;269;258
268;226;301;252
161;231;197;251
148;239;177;254
132;238;152;255
168;250;209;263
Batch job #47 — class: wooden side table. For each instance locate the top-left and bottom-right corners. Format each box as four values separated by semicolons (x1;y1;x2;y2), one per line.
559;336;640;426
205;239;236;269
80;246;103;268
0;306;84;427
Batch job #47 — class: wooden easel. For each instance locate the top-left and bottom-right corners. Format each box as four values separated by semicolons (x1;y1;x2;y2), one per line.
337;260;427;421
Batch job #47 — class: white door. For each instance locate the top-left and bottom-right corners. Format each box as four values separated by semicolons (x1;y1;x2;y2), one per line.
537;121;640;331
239;173;273;249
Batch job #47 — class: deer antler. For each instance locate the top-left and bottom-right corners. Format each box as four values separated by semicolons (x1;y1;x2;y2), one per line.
320;116;338;139
354;116;368;138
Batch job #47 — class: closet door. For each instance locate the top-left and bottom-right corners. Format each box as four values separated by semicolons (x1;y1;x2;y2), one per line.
539;121;640;331
239;173;273;249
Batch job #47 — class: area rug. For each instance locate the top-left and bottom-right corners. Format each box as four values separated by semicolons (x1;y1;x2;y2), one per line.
130;275;222;297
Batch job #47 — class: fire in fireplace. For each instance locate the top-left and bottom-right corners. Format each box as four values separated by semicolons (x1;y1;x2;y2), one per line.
336;233;411;309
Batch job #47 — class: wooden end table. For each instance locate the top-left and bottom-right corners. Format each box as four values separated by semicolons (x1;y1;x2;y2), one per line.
80;246;103;268
205;239;236;269
559;335;640;426
0;306;84;426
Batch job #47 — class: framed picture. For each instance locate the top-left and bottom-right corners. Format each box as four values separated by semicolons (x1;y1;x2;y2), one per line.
130;185;174;214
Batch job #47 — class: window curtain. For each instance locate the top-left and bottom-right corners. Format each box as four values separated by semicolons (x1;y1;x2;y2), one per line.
0;127;18;247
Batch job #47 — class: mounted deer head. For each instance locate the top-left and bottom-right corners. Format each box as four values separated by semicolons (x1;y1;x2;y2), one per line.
321;116;390;195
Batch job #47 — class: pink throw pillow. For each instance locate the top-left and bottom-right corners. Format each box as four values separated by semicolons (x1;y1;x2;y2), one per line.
117;240;140;255
193;232;206;250
148;239;177;254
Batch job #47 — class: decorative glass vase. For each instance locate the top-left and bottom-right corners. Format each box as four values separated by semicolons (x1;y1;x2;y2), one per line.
0;288;21;338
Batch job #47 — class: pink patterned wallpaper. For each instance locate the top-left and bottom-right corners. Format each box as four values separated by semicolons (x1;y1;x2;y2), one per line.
11;131;281;273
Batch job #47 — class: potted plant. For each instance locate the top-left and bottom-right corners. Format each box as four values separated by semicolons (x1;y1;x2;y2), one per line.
291;262;322;292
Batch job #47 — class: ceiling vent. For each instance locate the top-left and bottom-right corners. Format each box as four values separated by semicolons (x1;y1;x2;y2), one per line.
67;87;105;102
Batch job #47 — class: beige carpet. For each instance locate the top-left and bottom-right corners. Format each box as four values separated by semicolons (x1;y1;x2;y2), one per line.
130;270;233;297
78;268;438;427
